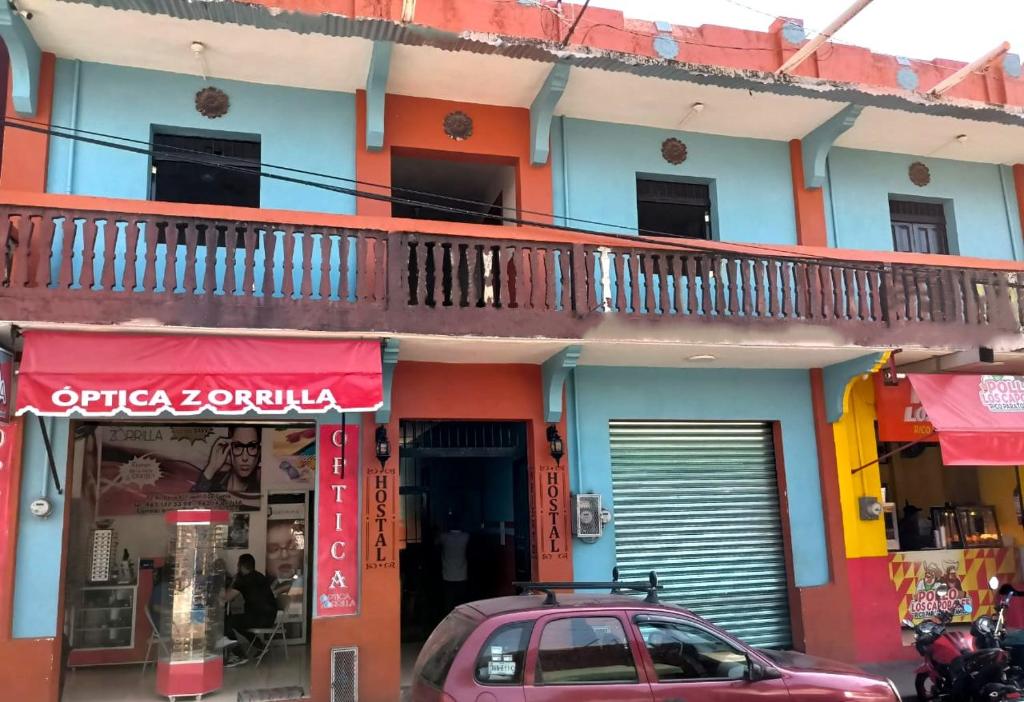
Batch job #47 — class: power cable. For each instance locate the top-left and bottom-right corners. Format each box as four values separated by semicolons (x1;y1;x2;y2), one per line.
2;117;723;251
0;116;871;265
8;116;660;237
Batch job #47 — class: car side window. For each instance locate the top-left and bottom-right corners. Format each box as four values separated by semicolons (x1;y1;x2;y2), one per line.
536;616;639;685
475;621;533;685
637;619;748;682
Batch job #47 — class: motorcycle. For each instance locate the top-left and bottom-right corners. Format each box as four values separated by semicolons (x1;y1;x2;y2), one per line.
906;583;1018;702
978;578;1024;686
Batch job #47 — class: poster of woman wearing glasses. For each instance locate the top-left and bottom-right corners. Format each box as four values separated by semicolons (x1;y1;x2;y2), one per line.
94;424;267;515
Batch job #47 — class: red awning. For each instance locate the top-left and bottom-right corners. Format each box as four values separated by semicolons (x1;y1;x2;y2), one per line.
907;374;1024;465
15;331;382;417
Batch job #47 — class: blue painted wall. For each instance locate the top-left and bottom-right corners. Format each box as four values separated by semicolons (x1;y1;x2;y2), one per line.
556;118;798;245
566;366;826;589
826;147;1023;260
13;417;70;638
47;60;357;214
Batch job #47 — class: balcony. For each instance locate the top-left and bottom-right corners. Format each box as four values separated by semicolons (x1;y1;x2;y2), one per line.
1;193;1022;350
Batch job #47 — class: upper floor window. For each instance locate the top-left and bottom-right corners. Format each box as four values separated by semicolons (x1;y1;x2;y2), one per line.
150;131;261;208
889;199;948;255
636;177;712;239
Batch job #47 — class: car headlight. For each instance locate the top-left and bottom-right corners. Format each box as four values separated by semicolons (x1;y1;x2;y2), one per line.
887;678;902;702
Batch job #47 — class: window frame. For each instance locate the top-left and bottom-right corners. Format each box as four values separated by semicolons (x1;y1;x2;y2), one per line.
148;125;262;210
529;612;644;687
473;620;534;687
888;196;956;256
635;174;718;241
632;614;752;684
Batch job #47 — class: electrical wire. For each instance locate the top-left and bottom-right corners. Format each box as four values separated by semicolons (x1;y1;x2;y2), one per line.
1;116;843;263
5;115;666;236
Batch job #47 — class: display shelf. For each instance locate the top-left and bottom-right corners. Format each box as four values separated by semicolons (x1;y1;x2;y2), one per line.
70;579;139;653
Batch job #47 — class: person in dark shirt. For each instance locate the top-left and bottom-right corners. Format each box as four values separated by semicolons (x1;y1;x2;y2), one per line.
223;553;278;666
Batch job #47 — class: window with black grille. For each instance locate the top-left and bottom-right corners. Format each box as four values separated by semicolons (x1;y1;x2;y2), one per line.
636;177;712;239
889;199;949;255
150;132;261;208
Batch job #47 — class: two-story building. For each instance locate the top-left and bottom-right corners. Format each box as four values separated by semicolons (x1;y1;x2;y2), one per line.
1;2;1024;701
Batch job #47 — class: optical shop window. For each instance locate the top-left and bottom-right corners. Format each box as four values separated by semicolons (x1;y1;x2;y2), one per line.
64;423;316;668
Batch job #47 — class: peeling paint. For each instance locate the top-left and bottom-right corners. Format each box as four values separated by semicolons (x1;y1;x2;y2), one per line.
60;0;1024;129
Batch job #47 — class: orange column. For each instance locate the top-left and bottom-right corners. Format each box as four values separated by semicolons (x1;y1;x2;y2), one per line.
310;416;400;702
789;139;829;248
354;90;392;217
0;52;55;192
794;369;856;661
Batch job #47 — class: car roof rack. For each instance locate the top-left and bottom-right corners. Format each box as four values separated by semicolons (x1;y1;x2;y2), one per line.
514;569;663;606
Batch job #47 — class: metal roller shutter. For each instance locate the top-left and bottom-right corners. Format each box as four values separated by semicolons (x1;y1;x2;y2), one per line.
610;420;792;648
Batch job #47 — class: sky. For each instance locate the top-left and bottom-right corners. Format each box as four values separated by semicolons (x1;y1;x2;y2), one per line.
587;0;1023;64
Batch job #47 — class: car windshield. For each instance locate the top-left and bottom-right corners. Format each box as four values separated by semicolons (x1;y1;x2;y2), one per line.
416;610;478;689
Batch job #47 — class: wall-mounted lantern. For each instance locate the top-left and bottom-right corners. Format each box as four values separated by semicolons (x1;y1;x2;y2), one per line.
375;425;392;467
547;425;564;466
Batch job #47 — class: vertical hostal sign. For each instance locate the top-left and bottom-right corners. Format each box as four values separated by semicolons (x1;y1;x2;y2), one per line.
316;424;360;617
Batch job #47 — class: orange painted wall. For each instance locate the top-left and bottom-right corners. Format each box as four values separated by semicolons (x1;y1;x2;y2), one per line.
0;52;55;192
310;362;571;702
788;140;828;248
355;92;553;223
0;638;62;700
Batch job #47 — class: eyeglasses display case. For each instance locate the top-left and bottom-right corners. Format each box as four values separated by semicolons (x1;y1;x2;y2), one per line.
156;510;229;701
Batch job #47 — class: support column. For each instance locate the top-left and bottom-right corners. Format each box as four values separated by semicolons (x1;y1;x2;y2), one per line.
795;369;856;661
0;51;54;192
789;140;829;247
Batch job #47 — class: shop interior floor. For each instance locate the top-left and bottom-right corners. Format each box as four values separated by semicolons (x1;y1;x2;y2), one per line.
63;645;310;702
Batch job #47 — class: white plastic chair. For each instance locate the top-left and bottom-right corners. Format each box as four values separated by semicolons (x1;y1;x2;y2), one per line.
244;595;290;667
142;607;168;674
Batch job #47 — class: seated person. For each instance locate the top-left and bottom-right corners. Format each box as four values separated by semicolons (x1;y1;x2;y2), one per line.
222;554;278;667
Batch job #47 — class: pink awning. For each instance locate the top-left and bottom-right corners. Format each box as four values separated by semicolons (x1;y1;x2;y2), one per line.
16;331;382;417
907;374;1024;465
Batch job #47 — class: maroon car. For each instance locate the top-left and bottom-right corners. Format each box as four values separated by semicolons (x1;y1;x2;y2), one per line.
410;582;900;702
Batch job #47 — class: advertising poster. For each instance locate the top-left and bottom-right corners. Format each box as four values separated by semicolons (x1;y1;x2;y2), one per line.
227;513;251;548
889;548;1017;624
316;424;359;617
96;424;265;515
874;375;937;443
263;426;316;489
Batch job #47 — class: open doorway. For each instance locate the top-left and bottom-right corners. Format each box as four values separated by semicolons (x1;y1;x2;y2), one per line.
398;421;531;674
391;152;518;225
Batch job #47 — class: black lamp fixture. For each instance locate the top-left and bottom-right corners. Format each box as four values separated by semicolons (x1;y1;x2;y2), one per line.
547;425;564;466
375;425;392;467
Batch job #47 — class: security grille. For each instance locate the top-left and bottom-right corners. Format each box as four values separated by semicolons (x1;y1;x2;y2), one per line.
610;420;792;648
330;646;358;702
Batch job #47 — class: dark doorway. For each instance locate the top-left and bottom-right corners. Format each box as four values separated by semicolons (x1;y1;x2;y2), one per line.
391;153;516;225
150;131;261;208
398;421;531;647
889;198;949;254
636;177;712;238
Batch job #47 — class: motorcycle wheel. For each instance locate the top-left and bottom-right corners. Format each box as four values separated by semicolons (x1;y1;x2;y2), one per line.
916;672;941;701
